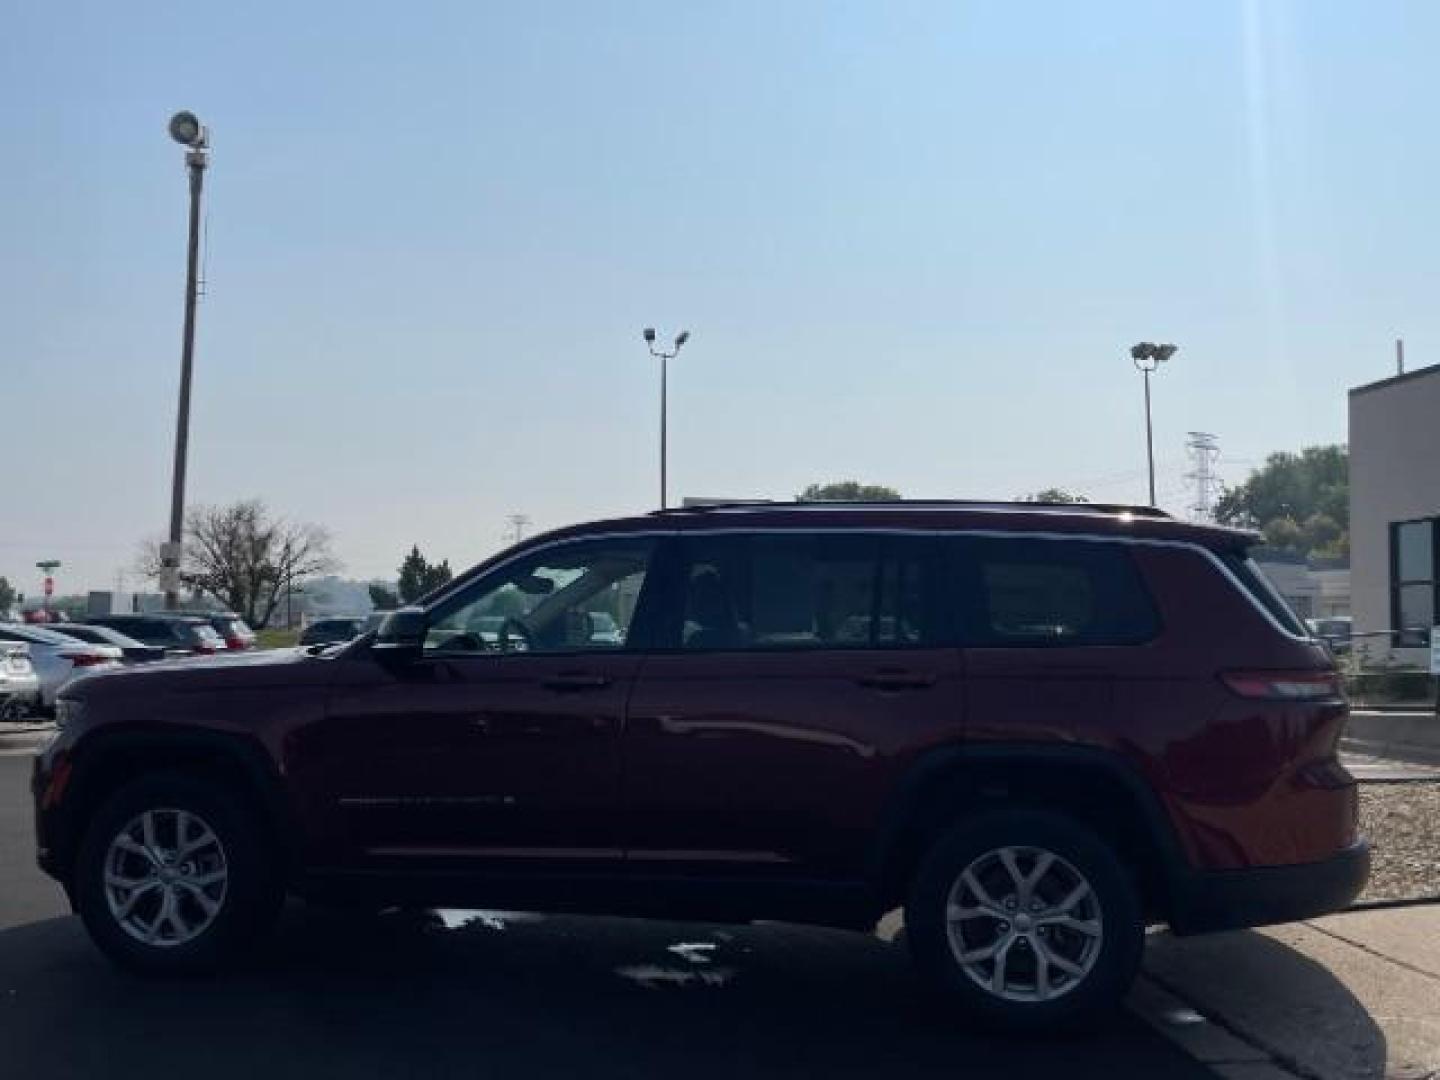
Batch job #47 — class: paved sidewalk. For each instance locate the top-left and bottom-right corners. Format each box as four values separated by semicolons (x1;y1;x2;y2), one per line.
1133;905;1440;1079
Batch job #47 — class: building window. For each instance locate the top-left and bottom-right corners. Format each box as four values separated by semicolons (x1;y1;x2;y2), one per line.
1390;518;1437;648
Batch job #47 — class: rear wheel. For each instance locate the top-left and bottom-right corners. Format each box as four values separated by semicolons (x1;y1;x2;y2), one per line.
74;773;282;974
905;809;1143;1031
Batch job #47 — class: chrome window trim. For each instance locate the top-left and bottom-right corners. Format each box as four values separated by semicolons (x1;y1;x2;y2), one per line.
423;526;1314;646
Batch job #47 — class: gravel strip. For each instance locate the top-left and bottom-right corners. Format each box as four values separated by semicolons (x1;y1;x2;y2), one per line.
1358;782;1440;903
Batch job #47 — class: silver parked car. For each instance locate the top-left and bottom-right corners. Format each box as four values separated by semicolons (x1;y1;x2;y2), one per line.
0;642;41;720
0;624;122;711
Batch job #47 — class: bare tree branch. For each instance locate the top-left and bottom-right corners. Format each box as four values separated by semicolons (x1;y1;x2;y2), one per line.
137;499;340;628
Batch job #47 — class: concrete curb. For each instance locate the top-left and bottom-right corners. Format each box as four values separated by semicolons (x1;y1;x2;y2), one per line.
1343;709;1440;768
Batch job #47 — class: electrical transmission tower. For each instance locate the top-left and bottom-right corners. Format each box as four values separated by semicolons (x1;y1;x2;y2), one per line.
1184;432;1223;522
505;513;531;546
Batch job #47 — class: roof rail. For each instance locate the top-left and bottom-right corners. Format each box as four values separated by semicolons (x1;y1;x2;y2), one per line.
650;499;1171;519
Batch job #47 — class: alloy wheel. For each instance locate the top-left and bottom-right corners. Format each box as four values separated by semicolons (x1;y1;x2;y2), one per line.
944;844;1104;1003
102;808;229;948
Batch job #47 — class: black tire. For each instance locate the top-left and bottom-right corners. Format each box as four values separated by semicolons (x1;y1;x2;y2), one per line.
74;772;283;975
905;808;1143;1032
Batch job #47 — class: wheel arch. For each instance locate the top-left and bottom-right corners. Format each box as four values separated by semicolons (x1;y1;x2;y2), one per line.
55;728;297;890
870;744;1188;921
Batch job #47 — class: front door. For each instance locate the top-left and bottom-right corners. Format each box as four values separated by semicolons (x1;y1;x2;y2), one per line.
313;535;659;872
622;531;961;881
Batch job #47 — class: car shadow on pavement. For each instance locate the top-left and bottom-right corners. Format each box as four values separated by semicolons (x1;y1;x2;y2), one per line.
0;908;1217;1080
1143;927;1387;1079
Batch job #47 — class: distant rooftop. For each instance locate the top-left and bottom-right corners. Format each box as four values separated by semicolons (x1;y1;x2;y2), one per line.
1349;361;1440;398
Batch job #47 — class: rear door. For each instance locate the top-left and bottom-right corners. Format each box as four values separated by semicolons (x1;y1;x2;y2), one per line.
622;530;961;880
949;534;1161;745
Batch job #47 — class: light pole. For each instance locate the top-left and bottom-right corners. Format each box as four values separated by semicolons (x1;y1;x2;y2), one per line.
1130;342;1177;507
643;327;690;509
163;111;209;610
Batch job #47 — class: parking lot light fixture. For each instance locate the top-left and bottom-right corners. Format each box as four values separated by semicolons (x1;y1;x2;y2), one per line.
1130;342;1177;507
164;112;209;609
644;328;691;510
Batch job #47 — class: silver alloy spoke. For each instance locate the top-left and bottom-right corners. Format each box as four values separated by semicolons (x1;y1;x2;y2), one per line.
961;869;1003;914
177;881;219;916
989;936;1014;993
998;848;1026;897
1024;851;1056;902
141;812;158;855
187;870;226;888
114;881;162;919
114;835;157;866
1046;948;1086;978
105;870;154;889
1054;881;1090;914
948;902;1001;922
957;939;1006;964
1033;939;1053;1000
1039;914;1101;937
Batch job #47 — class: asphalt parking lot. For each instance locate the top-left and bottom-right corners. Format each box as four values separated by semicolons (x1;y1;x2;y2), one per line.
0;752;1215;1079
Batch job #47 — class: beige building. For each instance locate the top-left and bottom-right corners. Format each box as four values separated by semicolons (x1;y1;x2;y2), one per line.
1349;362;1440;665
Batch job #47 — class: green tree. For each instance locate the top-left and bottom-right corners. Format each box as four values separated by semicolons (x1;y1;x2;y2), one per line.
397;546;454;603
0;576;14;613
368;583;400;611
1018;488;1088;504
797;481;901;502
1215;444;1349;559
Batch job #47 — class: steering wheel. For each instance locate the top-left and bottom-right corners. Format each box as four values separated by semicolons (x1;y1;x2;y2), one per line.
497;616;534;653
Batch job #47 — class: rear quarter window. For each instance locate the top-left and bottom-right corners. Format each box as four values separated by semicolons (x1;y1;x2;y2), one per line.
952;536;1160;647
1218;553;1310;638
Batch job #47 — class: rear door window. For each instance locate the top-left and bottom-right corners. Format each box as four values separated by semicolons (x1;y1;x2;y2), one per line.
951;536;1159;647
670;532;943;650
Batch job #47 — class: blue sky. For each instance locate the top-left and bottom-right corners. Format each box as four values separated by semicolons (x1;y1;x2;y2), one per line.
4;1;1437;594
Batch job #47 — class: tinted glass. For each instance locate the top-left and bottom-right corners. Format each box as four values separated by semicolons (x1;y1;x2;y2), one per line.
674;532;939;651
1220;554;1310;638
1396;520;1434;582
953;537;1158;647
1396;583;1434;646
427;538;655;654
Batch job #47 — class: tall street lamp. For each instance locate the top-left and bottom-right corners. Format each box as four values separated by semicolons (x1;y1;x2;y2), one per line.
164;111;209;609
1130;342;1177;507
643;327;690;509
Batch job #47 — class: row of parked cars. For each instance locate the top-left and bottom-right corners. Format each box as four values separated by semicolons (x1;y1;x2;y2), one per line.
0;612;254;718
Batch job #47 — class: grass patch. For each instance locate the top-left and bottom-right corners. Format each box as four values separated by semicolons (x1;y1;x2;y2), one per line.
256;627;300;649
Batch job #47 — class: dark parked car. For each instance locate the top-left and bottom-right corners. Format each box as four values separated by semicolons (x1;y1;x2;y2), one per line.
84;614;227;656
48;624;167;664
34;501;1366;1029
205;613;257;651
298;616;366;647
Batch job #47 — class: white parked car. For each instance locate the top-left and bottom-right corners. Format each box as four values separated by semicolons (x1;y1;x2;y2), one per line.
0;624;122;711
0;642;41;720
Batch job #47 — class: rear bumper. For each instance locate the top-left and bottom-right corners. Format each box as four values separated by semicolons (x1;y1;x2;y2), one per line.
1169;839;1371;935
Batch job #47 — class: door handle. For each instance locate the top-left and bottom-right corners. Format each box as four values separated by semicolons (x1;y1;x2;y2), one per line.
856;669;937;691
541;673;613;692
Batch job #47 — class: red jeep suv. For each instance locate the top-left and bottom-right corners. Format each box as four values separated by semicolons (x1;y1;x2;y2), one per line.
32;501;1367;1028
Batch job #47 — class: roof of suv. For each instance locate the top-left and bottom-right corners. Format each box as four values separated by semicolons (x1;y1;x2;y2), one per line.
632;500;1253;546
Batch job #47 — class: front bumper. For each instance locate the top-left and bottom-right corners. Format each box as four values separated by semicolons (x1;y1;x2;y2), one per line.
1169;839;1371;935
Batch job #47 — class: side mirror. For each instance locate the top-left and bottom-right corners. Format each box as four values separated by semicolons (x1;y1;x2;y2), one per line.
371;606;427;663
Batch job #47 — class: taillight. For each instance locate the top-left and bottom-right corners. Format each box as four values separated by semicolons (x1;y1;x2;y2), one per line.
1220;670;1343;701
61;652;113;668
225;636;247;650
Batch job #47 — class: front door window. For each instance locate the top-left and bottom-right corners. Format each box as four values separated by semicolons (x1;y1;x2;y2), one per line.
426;538;656;655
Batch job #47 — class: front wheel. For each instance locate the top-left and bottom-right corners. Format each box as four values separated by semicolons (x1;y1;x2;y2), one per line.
74;773;282;975
905;809;1144;1031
